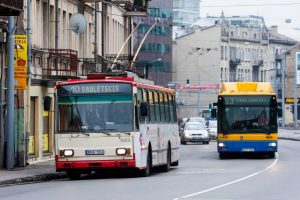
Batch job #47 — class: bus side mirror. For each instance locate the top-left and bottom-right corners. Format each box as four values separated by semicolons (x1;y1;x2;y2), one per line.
278;107;282;117
211;109;217;118
140;101;149;117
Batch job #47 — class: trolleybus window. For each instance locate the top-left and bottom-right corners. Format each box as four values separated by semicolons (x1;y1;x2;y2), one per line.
57;83;133;133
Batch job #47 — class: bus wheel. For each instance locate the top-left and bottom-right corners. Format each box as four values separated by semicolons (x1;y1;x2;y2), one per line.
141;148;152;177
161;144;171;172
268;152;275;158
68;171;81;180
219;152;227;159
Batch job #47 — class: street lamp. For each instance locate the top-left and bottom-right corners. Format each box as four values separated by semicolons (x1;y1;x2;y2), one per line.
145;58;161;81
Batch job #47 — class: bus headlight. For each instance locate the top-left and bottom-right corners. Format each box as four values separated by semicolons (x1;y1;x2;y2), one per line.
116;148;127;155
218;143;225;147
63;149;74;157
269;142;277;147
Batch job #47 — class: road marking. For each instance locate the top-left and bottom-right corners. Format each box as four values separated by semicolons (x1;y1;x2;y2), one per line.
173;156;279;200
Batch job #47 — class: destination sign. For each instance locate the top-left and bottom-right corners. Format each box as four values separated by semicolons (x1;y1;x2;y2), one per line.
58;83;132;95
221;96;275;106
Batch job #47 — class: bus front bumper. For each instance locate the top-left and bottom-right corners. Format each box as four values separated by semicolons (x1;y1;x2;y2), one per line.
55;156;136;171
217;141;278;152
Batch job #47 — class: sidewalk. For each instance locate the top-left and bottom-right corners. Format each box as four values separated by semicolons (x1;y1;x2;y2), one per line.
0;160;67;186
278;128;300;141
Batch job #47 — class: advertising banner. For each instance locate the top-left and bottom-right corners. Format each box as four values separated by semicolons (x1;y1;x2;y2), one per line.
14;35;27;90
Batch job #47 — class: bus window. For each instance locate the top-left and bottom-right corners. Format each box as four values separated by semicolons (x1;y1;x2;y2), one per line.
154;91;161;122
159;93;165;123
148;90;156;123
169;94;174;122
137;88;145;123
173;96;177;122
164;94;170;123
143;90;150;123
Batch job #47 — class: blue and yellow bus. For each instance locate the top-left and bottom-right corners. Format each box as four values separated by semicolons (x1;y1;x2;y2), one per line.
216;82;278;158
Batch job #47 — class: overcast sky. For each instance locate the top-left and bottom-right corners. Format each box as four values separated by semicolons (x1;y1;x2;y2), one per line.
200;0;300;40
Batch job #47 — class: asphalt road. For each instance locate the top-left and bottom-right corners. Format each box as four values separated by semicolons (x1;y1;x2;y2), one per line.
0;140;299;200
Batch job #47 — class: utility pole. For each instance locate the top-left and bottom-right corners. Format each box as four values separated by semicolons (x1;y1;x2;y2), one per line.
7;16;15;169
25;0;32;165
281;57;285;128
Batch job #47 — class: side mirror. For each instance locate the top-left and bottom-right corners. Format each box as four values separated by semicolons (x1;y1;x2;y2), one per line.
211;108;217;118
140;101;149;117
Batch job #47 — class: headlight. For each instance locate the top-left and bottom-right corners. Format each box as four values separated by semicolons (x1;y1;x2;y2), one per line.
218;143;225;147
116;148;127;155
63;149;74;157
268;142;277;147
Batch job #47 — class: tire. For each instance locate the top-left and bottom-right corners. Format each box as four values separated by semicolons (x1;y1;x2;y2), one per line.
219;152;227;159
140;148;152;177
181;137;187;145
68;171;81;180
206;141;210;145
268;152;275;158
161;144;171;172
171;160;179;166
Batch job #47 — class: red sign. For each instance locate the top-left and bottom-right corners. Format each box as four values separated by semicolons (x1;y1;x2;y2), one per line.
176;84;219;90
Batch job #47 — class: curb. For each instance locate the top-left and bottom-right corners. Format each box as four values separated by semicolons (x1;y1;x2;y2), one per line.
278;137;300;142
0;172;68;187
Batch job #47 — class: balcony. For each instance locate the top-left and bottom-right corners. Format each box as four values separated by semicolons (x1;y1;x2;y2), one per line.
0;0;23;16
83;0;133;4
42;49;78;78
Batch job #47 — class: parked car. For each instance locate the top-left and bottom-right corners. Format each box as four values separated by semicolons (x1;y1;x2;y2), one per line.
180;122;210;145
207;120;217;140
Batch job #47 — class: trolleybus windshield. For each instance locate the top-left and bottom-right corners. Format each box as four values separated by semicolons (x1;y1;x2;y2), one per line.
57;83;133;133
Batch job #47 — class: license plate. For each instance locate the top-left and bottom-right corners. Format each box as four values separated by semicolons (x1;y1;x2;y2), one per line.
85;149;105;155
242;148;255;152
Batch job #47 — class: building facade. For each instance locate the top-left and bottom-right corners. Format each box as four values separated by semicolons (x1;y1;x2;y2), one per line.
133;0;173;86
173;15;297;119
0;0;150;168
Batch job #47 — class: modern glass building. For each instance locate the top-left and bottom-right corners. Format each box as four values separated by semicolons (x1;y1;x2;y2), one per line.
173;0;200;26
133;0;173;86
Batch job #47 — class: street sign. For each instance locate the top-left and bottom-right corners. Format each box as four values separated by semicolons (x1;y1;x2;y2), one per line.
176;84;219;90
285;97;300;104
14;35;27;90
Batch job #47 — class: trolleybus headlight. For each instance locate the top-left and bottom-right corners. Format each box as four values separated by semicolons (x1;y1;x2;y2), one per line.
63;149;74;157
218;143;225;147
268;142;277;147
116;148;127;155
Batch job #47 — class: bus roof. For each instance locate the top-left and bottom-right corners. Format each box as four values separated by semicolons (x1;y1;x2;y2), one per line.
219;82;275;96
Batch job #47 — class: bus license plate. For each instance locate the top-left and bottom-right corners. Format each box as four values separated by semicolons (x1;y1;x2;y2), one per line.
85;149;105;155
242;148;254;152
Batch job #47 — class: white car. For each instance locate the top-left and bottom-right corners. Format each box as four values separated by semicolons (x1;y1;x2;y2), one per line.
181;122;210;145
207;120;217;140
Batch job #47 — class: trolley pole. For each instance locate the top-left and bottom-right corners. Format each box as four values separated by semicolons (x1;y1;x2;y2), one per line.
7;16;15;169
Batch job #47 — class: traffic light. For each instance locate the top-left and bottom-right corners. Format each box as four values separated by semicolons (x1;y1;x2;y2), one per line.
186;79;190;86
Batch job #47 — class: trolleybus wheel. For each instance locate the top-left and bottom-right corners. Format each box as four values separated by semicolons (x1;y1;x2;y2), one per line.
141;148;152;177
219;152;227;159
68;171;81;180
161;144;171;172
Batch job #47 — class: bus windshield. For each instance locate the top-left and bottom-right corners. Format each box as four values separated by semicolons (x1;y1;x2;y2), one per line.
219;96;277;133
58;94;133;133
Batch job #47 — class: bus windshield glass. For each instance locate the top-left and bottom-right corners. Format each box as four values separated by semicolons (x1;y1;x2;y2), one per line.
219;96;277;133
57;83;133;133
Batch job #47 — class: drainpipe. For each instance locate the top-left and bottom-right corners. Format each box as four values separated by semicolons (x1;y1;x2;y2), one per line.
7;16;15;169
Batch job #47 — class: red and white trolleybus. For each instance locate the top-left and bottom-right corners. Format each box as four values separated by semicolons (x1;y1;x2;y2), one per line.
55;73;179;179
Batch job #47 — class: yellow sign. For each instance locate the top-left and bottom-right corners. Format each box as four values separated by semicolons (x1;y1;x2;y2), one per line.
29;135;35;154
14;35;28;90
43;134;49;152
